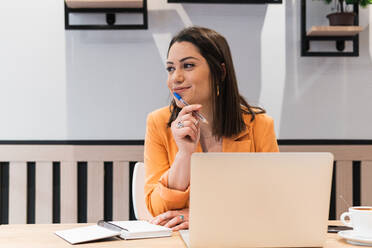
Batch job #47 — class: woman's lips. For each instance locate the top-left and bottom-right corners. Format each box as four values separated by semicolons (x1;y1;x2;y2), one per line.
173;86;191;94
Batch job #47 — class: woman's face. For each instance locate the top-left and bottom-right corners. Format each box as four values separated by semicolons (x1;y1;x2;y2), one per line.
166;41;212;108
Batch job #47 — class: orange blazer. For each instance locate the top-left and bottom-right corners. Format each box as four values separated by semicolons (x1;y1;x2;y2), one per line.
144;106;279;217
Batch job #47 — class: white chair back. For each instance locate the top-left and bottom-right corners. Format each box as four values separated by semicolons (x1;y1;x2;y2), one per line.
132;162;153;220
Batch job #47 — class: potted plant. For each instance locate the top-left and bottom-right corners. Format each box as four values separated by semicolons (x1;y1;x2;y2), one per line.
323;0;372;25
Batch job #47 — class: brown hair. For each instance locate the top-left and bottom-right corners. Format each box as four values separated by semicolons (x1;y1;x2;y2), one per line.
167;26;265;139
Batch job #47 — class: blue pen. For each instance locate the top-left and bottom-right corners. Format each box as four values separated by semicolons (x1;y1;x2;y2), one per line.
173;92;208;124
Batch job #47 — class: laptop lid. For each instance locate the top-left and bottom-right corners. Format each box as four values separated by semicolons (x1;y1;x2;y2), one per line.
189;152;334;248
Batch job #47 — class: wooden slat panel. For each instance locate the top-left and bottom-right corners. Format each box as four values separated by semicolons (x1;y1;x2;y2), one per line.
113;161;129;221
279;145;372;161
361;161;372;206
60;161;77;223
87;161;104;223
35;162;53;224
8;162;27;224
0;145;144;162
336;161;353;219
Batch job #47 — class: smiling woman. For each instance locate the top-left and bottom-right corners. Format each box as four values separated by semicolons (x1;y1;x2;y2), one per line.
144;26;279;231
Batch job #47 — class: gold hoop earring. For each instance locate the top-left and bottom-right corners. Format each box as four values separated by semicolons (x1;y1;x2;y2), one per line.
217;85;220;96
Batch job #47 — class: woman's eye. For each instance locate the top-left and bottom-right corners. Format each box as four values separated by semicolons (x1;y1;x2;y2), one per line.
166;67;175;72
184;63;194;69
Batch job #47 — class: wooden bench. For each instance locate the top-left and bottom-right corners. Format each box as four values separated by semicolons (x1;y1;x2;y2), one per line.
0;143;144;224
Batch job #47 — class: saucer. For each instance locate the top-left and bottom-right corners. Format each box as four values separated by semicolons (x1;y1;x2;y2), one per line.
338;230;372;246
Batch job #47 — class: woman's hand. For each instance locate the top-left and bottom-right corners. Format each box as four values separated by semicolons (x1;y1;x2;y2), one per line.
171;105;202;156
150;208;189;231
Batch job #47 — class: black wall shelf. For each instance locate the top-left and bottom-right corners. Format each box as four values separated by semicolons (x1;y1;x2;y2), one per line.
64;0;148;30
301;0;359;57
168;0;282;3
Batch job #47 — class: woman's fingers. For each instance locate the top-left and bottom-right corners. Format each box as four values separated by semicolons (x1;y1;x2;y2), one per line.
159;219;169;226
152;211;172;225
164;215;184;228
178;115;199;131
171;104;201;143
151;209;189;231
173;116;198;130
179;127;197;141
172;221;189;231
180;114;198;125
177;106;202;125
182;121;197;136
179;104;202;117
173;117;198;141
152;211;174;225
152;210;187;228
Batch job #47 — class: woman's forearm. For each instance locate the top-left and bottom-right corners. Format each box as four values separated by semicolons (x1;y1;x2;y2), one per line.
167;151;192;191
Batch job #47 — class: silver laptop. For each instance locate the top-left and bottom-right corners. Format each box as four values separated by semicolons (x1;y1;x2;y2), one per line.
185;152;334;248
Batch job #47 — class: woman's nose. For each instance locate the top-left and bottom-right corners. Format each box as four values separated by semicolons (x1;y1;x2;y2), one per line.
172;69;184;83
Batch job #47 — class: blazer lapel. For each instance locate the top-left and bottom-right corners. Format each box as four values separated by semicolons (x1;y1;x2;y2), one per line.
222;125;254;152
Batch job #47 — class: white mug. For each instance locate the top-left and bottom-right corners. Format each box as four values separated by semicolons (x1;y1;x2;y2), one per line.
341;206;372;237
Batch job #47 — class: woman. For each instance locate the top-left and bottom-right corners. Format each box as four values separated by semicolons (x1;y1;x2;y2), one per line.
144;26;279;231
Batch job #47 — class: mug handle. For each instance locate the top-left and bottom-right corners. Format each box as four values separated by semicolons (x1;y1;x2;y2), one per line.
340;212;353;227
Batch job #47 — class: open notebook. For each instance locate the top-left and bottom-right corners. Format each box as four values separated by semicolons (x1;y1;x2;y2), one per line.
55;220;172;244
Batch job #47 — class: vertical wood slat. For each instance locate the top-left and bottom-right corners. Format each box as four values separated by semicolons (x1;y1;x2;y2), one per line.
60;161;77;223
35;162;53;224
113;161;129;221
361;161;372;206
104;162;113;221
87;161;104;223
336;161;353;219
8;162;27;224
77;162;87;223
0;162;10;224
26;162;36;224
53;162;61;223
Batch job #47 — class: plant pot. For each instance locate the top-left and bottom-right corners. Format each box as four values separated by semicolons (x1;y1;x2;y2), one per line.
326;12;356;26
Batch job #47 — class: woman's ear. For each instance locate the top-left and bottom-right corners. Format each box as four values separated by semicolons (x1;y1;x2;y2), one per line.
221;63;226;81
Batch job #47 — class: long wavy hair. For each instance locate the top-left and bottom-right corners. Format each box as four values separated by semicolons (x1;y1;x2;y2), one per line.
167;26;265;139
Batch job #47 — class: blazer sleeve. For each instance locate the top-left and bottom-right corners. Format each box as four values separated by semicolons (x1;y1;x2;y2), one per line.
253;115;279;152
144;113;190;217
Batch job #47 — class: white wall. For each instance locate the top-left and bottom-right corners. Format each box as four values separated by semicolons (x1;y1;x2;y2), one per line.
280;1;372;139
0;0;371;140
0;0;67;139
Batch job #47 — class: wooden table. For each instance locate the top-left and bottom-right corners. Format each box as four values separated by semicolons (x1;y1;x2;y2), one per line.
0;221;359;247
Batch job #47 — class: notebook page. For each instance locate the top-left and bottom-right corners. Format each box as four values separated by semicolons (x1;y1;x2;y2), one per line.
110;221;171;233
55;225;120;244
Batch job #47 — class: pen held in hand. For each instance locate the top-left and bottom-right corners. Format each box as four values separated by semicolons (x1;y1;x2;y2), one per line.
173;92;208;124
